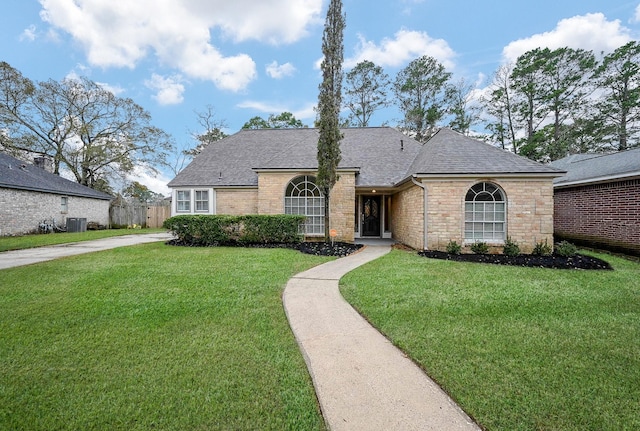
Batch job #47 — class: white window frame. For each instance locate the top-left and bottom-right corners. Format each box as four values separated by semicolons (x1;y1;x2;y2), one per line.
172;188;215;215
60;196;68;214
176;190;191;213
284;175;325;236
464;182;506;243
194;190;209;212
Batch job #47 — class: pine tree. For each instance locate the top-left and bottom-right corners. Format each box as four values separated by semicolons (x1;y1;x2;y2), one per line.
316;0;345;241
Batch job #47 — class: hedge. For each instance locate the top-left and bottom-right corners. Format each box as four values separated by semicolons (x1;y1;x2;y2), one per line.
162;214;306;246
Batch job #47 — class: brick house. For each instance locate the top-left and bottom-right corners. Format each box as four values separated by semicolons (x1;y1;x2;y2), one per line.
168;127;564;253
550;148;640;257
0;153;112;235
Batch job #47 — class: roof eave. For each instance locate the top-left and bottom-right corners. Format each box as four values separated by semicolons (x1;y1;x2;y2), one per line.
0;183;112;200
554;171;640;188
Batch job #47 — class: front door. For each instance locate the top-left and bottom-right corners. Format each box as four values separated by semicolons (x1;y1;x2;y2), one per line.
362;196;381;236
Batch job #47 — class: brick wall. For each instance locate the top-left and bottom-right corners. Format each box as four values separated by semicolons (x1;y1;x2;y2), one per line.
328;173;356;243
395;178;555;253
257;172;355;242
391;184;424;250
554;179;640;256
216;189;258;214
0;188;110;236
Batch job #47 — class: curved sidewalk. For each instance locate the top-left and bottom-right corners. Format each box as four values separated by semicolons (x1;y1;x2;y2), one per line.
283;245;481;431
0;233;174;270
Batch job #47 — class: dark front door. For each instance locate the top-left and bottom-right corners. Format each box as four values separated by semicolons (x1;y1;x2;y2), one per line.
362;196;381;237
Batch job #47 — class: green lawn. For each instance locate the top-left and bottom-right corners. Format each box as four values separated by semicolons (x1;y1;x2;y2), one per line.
0;243;331;430
341;250;640;431
0;228;167;252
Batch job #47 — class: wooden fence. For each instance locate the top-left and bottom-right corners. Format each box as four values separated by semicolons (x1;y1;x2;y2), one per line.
110;202;171;228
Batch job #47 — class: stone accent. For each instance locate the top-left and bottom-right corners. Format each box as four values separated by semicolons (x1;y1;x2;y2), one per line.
0;188;110;236
554;179;640;256
216;189;258;215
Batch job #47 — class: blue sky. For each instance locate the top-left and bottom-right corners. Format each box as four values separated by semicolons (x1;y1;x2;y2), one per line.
2;0;640;194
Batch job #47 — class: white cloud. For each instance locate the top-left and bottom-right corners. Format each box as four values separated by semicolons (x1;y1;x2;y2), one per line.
20;25;37;42
502;13;632;63
266;61;296;79
345;29;457;70
127;167;172;196
38;0;323;91
97;82;125;96
145;74;185;105
633;4;640;23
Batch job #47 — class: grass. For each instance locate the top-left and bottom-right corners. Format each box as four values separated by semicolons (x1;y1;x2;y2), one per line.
0;228;166;252
0;243;331;430
340;250;640;431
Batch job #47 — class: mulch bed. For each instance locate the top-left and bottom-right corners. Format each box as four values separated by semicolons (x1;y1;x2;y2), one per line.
418;250;613;270
166;239;612;269
166;239;363;257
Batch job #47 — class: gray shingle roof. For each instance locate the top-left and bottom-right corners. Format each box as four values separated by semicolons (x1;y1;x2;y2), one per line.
409;128;564;175
550;148;640;186
0;153;112;200
168;127;563;188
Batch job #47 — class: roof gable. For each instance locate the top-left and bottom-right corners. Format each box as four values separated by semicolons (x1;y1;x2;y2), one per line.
0;153;112;200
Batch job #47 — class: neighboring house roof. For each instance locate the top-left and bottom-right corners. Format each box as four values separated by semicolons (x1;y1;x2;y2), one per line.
0;152;112;200
549;148;640;187
168;127;564;189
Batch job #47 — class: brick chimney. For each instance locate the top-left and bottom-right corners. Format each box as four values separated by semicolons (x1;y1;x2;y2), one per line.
33;156;53;173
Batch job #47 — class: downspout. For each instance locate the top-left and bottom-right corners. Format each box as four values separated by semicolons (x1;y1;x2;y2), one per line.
411;176;428;250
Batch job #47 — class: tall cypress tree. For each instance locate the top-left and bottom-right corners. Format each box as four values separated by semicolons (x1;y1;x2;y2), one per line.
316;0;345;241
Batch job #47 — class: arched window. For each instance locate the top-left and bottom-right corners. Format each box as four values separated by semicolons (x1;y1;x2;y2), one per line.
464;182;506;242
284;175;325;235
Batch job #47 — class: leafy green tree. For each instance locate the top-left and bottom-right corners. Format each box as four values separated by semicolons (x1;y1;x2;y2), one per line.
316;0;345;241
343;60;391;127
445;77;482;135
508;47;597;161
594;41;640;151
242;112;306;129
393;55;451;142
0;62;172;189
510;48;550;151
122;181;164;203
540;47;597;159
482;64;521;152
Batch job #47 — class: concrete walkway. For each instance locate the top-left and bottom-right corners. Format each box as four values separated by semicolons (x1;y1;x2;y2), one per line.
283;245;481;431
0;232;174;270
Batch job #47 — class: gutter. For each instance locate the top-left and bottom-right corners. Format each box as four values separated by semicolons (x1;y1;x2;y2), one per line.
554;172;640;189
410;176;428;250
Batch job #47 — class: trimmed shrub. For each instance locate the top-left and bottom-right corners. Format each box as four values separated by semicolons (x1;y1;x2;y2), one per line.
470;241;489;254
532;239;553;256
163;214;306;246
446;240;462;255
555;240;578;257
502;236;520;256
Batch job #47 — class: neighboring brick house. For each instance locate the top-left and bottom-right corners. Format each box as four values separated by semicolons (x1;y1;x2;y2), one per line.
0;153;112;235
550;148;640;257
168;127;564;253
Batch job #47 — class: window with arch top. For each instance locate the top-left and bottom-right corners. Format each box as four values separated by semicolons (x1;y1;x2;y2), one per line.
464;182;506;242
284;175;325;235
